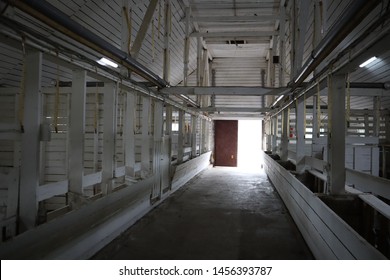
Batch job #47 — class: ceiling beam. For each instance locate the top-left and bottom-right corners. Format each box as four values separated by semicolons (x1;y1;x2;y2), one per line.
190;15;278;22
160;86;290;96
190;31;277;38
200;107;270;113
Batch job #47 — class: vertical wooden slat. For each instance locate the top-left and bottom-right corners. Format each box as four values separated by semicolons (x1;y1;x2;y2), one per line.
296;97;306;172
327;74;346;194
124;91;136;177
19;51;42;230
69;70;86;204
101;83;116;195
141;96;150;174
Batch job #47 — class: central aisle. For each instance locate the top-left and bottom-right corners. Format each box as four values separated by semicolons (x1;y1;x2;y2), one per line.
93;167;313;259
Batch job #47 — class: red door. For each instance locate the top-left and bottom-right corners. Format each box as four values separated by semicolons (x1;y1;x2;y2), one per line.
214;120;238;167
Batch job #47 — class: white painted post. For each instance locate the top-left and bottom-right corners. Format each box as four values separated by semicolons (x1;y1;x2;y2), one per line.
69;70;86;201
373;96;381;137
177;110;184;163
272;116;278;153
141;97;150;175
163;0;171;82
153;101;163;198
312;94;319;142
124;91;136;177
296;97;306;173
327;74;346;194
121;0;130;77
279;3;286;86
19;51;42;231
191;115;198;157
101;83;116;195
281;109;289;161
183;6;190;86
131;0;159;59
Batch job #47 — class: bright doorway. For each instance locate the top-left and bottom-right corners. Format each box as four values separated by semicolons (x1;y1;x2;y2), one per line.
237;120;263;171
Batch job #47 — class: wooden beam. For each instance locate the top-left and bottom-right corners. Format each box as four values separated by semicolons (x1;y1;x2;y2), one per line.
296;98;306;172
130;0;159;58
141;96;150;175
190;15;278;22
177;110;184;163
200;107;269;113
124;91;136;177
160;86;289;96
101;83;116;195
294;0;310;76
18;52;43;230
191;116;198;157
183;7;190;86
163;0;171;82
281;109;289;161
327;74;346;194
69;70;86;199
190;31;277;38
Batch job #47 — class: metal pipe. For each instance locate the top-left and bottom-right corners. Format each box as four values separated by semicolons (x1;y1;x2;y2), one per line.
4;0;169;88
291;0;381;88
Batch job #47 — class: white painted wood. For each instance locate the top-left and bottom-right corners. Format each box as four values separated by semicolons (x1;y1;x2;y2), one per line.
124;91;136;177
141;96;150;175
296;98;306;172
177;110;184;163
172;151;211;189
281;109;289;160
327;74;346;194
346;168;390;200
69;70;86;196
152;101;163;200
191;115;197;157
131;0;159;59
183;7;190;87
294;0;310;76
37;180;68;202
19;51;42;230
163;0;171;82
82;171;102;189
101;83;116;195
264;152;386;259
114;166;126;178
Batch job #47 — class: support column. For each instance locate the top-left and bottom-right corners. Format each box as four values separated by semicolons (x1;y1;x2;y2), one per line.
177;110;184;163
281;109;289;161
141;97;150;175
272;116;278;153
296;97;306;173
121;0;130;77
69;70;86;200
191;116;198;157
124;91;136;177
163;0;171;82
101;83;116;195
279;2;286;86
153;101;163;198
373;96;381;137
183;6;190;86
312;94;319;142
327;74;346;194
201;119;206;154
19;51;42;231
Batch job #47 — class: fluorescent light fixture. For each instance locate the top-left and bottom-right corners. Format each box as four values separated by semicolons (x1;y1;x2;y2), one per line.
97;57;118;68
271;95;284;107
359;56;377;68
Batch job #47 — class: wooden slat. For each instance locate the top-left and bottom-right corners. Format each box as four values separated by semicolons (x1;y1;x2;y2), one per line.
264;152;386;259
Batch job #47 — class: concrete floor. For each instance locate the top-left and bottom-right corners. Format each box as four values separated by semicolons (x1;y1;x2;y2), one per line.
92;167;313;259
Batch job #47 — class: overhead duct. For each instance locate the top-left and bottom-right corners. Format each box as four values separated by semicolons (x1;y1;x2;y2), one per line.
2;0;169;88
291;0;381;88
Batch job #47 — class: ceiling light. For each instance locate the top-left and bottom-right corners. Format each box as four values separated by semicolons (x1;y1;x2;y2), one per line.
359;56;377;68
271;95;284;107
97;57;118;68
